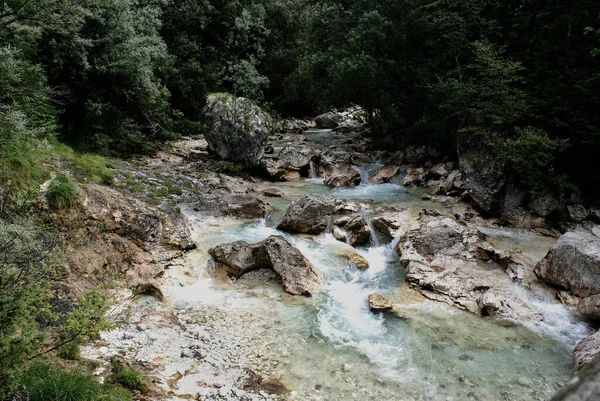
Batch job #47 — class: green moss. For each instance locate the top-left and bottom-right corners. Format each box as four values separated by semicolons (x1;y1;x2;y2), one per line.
111;358;147;393
164;180;183;196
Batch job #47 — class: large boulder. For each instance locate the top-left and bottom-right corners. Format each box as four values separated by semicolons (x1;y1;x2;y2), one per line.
396;210;542;321
534;227;600;298
277;195;360;234
202;94;271;165
578;295;600;321
345;216;371;246
315;112;343;129
277;145;311;172
551;353;600;401
209;236;320;296
458;133;526;216
528;191;561;218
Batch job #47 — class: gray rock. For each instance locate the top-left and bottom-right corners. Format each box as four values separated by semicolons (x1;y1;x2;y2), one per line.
528;191;561;217
578;295;600;321
315;112;342;129
202;94;271;165
574;331;600;372
458;133;526;216
551;353;600;400
209;236;321;296
277;195;360;234
5;386;29;401
534;227;600;297
402;167;424;187
277;146;311;172
396;211;542;321
345;216;371;246
568;204;589;222
425;164;449;180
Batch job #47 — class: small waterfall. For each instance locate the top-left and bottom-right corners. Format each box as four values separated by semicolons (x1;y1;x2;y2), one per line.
366;218;381;247
309;160;318;179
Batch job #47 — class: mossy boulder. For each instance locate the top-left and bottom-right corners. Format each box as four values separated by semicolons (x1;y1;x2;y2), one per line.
202;94;271;165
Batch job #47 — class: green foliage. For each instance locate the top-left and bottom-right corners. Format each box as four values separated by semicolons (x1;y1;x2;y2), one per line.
501;127;569;193
57;340;81;361
22;363;131;401
46;174;78;210
110;358;147;393
72;154;117;185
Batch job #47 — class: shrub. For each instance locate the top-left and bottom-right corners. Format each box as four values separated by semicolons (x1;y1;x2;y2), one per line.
57;340;80;361
46;174;77;210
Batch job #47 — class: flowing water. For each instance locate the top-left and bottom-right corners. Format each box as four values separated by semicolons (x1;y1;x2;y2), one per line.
160;164;591;401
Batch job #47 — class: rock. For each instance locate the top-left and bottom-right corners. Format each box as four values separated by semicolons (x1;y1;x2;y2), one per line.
5;386;29;401
202;94;271;165
315;112;342;129
578;295;600;321
502;207;553;231
277;195;360;234
368;293;393;312
131;282;165;301
425;164;449;180
209;236;321;296
574;331;600;372
396;210;542;321
551;354;600;401
345;216;371;246
332;226;347;242
427;179;449;196
336;119;364;133
369;165;400;184
370;216;400;244
405;146;440;165
338;248;369;269
534;227;600;297
262;187;284;198
402;167;424;187
568;204;589;222
458;133;526;216
324;164;361;187
528;191;561;217
277;145;311;172
281;171;302;181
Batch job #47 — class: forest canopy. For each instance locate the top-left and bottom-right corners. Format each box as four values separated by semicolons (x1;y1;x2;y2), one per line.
1;0;599;196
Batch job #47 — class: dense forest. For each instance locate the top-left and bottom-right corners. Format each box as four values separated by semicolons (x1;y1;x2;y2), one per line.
1;0;600;398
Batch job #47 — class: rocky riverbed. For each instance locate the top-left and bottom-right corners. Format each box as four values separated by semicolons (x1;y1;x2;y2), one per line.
74;112;600;400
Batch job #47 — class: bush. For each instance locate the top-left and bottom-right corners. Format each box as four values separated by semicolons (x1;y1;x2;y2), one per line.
46;174;77;210
22;363;131;401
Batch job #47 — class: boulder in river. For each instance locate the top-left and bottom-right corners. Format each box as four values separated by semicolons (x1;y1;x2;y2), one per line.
277;195;360;234
338;248;369;269
277;145;311;172
209;235;320;296
324;164;361;187
345;216;371;246
315;112;343;129
396;210;542;321
368;293;393;312
202;94;271;165
534;226;600;298
370;165;400;184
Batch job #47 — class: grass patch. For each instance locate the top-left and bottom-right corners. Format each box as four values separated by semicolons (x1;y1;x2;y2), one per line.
216;161;243;175
163;180;182;196
111;358;147;393
72;154;117;185
22;362;131;401
46;174;77;210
